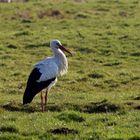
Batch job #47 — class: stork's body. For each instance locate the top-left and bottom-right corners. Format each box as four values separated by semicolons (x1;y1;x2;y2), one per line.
23;40;71;112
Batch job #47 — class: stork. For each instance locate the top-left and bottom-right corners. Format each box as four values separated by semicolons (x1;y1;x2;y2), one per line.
23;40;72;112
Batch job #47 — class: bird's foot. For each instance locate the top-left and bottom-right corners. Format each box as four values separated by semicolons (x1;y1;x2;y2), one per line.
44;107;48;112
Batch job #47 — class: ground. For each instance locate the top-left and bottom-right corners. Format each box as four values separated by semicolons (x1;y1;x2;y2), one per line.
0;0;140;139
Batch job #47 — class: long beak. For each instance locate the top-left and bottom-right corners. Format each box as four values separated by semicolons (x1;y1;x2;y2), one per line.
58;44;72;56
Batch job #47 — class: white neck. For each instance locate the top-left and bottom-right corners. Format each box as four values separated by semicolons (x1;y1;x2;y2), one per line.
53;48;68;76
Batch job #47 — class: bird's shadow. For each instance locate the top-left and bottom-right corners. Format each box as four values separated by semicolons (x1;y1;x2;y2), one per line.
1;100;122;113
1;101;62;113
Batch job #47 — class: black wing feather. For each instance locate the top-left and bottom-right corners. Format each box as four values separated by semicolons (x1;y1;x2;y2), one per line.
23;68;56;104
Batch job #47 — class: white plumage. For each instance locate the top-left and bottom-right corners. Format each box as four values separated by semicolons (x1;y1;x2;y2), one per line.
35;59;59;83
23;40;72;112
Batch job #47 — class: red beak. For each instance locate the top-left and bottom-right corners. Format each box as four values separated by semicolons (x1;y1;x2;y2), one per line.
58;44;72;56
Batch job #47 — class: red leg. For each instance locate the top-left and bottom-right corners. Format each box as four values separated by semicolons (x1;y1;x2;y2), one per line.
41;91;44;112
44;89;48;111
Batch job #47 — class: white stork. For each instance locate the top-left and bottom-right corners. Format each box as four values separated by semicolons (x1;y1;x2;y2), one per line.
23;40;72;112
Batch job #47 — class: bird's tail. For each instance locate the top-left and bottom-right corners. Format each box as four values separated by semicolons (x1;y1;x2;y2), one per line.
23;88;36;105
23;68;43;105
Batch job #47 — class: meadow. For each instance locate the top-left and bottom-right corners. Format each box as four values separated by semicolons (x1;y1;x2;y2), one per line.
0;0;140;139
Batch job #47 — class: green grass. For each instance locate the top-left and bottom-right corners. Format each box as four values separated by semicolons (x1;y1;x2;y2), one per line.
0;0;140;139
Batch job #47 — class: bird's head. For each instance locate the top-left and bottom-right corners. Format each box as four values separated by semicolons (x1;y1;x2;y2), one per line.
50;40;72;56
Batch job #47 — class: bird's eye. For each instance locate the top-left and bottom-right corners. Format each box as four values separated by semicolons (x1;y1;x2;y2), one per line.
56;43;60;46
56;43;60;48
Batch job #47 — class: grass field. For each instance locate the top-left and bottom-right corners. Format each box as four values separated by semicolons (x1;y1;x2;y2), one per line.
0;0;140;139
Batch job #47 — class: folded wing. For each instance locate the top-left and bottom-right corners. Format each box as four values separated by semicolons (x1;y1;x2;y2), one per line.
23;60;58;104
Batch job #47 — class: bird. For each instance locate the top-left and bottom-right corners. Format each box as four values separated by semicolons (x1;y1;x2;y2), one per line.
23;40;72;112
